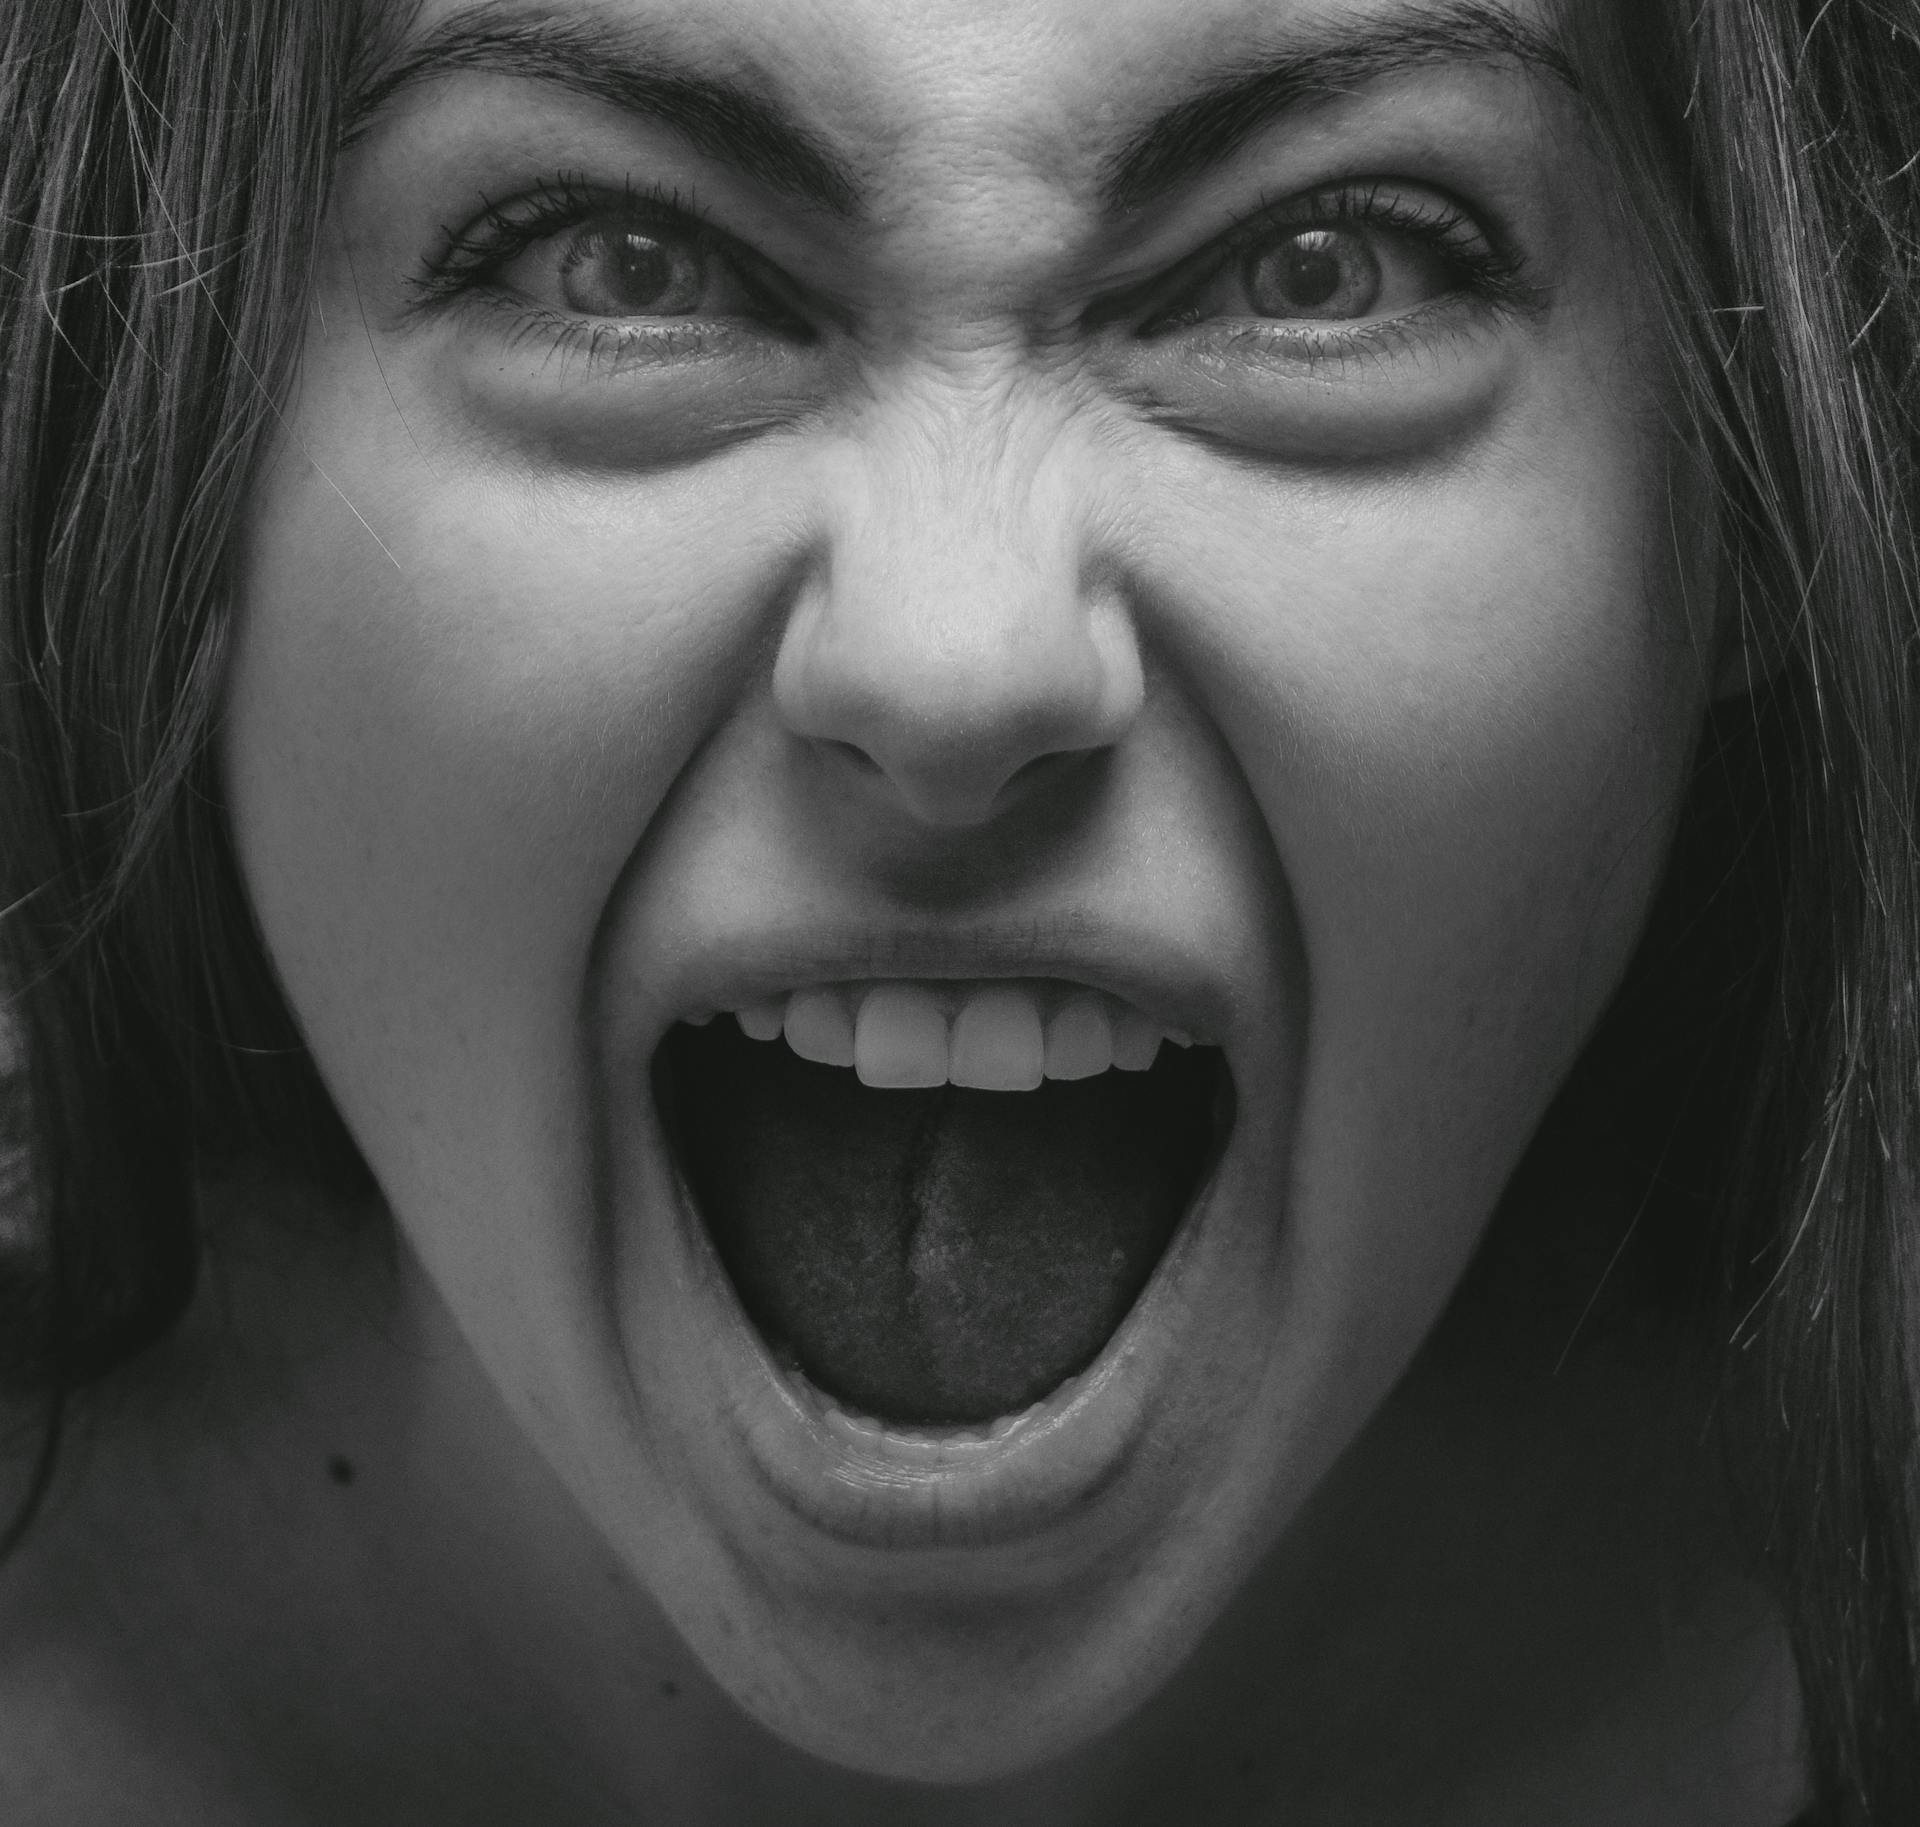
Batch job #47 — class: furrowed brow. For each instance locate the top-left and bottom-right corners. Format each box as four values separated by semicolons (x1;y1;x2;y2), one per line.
344;3;863;218
1104;0;1579;211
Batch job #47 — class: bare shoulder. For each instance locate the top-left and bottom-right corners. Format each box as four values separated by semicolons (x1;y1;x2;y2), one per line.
0;1179;693;1827
1441;1561;1808;1825
1363;1329;1811;1826
0;1418;291;1827
0;1187;388;1827
1053;1303;1814;1827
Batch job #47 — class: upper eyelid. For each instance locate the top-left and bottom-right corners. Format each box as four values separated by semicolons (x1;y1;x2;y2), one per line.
1132;180;1534;333
1085;179;1505;318
1193;181;1496;277
411;170;1519;339
411;175;740;304
424;171;1490;276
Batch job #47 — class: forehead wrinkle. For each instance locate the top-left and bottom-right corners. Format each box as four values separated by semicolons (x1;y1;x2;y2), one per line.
780;8;1123;228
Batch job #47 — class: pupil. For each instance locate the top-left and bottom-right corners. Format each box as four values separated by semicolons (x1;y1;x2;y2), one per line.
557;225;706;318
1282;237;1343;308
609;234;676;309
1246;228;1380;320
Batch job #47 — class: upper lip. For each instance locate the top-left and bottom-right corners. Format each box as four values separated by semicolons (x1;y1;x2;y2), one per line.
637;912;1249;1058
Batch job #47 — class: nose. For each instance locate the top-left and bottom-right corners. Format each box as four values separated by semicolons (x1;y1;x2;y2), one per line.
772;412;1145;829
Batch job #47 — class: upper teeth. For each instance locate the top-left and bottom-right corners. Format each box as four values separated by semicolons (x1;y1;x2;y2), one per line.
723;981;1192;1091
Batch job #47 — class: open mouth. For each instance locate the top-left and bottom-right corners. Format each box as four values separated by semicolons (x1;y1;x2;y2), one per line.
656;979;1233;1429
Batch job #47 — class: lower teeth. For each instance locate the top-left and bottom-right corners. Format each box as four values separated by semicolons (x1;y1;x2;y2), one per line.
658;1017;1228;1426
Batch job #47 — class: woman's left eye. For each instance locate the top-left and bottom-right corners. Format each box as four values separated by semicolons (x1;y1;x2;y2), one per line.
497;213;762;320
1154;198;1503;332
1241;226;1399;319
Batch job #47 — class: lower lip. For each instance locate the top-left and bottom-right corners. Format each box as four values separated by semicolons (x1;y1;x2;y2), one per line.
661;1121;1232;1553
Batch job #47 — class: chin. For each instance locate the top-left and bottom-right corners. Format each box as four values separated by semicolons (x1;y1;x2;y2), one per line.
575;918;1385;1782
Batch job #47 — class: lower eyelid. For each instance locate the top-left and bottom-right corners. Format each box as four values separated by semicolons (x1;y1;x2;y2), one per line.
518;311;736;358
1249;296;1485;343
1143;285;1469;346
1157;296;1507;379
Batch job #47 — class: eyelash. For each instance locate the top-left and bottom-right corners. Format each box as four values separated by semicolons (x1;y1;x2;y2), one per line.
408;171;1531;342
410;172;756;312
1141;179;1533;335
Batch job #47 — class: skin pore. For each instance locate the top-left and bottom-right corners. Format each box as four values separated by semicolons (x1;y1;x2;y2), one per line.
0;0;1809;1820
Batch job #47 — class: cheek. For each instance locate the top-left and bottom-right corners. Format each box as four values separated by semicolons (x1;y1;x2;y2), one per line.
223;424;796;1352
1140;425;1703;1374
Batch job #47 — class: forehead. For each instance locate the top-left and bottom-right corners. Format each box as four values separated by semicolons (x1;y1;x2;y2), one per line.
373;0;1578;208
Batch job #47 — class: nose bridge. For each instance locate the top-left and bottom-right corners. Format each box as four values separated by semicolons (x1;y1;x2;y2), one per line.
859;392;1074;671
773;383;1143;828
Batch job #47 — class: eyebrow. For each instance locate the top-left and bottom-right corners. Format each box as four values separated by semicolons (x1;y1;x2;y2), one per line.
1103;1;1581;211
344;3;864;217
347;0;1575;226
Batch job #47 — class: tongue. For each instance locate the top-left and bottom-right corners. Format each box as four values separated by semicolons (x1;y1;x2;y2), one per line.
662;1018;1221;1426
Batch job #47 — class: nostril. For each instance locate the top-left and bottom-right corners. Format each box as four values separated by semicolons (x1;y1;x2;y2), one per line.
826;739;883;777
809;740;1100;831
1003;750;1081;798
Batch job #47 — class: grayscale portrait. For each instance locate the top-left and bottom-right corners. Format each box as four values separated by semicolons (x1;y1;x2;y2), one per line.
1;0;1913;1821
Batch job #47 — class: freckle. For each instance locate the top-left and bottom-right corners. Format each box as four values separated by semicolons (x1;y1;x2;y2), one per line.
658;1679;680;1699
327;1454;356;1486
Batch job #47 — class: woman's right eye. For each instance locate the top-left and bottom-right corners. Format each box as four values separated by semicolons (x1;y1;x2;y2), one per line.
497;213;766;321
412;180;802;340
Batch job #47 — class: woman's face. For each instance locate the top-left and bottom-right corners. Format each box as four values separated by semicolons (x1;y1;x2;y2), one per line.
230;0;1713;1781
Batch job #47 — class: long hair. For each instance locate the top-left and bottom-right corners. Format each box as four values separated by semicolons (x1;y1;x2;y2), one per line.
0;0;368;1481
1613;2;1920;1815
0;0;1916;1816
